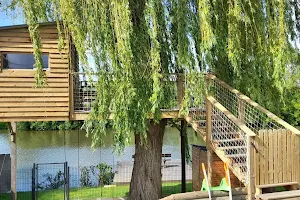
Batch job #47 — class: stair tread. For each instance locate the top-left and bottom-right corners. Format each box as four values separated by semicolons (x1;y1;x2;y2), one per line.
234;163;247;167
257;182;299;188
227;154;246;158
214;138;244;142
256;190;300;200
218;146;246;149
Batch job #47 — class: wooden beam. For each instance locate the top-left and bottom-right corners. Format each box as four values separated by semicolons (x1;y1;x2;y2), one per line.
70;110;184;121
0;117;69;122
206;97;213;185
0;70;68;78
247;136;255;200
8;122;17;200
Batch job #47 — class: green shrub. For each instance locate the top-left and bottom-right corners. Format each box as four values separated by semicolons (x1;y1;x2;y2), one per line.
38;170;65;190
28;121;83;131
282;87;300;126
0;122;7;130
80;166;92;187
91;163;115;186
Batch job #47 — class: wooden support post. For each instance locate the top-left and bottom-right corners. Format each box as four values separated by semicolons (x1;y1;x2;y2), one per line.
238;98;245;123
247;136;255;200
180;120;187;193
206;97;213;185
8;122;17;200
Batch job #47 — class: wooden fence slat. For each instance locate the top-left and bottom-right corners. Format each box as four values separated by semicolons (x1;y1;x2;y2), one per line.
278;129;283;183
295;134;300;183
255;134;260;185
282;129;287;182
273;130;279;184
258;130;265;185
286;130;292;182
264;130;269;184
269;129;274;184
258;130;264;185
294;133;297;182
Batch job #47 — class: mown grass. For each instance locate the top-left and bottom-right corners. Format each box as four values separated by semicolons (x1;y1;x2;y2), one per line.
0;182;192;200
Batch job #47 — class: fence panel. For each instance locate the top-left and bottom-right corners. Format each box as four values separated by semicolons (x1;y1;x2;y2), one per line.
255;129;300;185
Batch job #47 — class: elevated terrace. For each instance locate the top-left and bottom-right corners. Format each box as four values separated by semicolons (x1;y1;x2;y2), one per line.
70;72;186;121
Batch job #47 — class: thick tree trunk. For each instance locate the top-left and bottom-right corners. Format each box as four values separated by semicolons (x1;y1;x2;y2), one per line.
128;119;167;200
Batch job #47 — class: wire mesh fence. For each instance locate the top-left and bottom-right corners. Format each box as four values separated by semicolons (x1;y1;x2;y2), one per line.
210;101;248;184
72;73;97;113
0;160;192;200
207;75;288;134
72;73;181;113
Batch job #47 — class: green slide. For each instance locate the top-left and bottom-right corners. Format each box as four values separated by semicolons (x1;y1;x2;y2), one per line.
201;178;230;192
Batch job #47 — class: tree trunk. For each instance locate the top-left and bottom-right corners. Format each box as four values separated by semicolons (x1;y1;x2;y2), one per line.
128;119;167;200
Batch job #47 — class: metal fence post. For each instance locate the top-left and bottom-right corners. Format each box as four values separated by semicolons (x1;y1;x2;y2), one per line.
67;166;70;200
64;162;69;200
36;164;38;200
32;163;36;200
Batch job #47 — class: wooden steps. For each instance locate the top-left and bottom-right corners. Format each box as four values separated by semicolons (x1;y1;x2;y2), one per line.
256;182;300;189
227;154;246;158
218;146;246;150
256;182;300;200
214;138;245;143
256;190;300;200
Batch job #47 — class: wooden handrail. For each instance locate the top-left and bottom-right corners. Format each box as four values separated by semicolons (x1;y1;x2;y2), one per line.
207;96;256;137
207;74;300;136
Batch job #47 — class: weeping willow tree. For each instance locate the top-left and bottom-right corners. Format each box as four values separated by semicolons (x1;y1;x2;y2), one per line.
3;0;300;199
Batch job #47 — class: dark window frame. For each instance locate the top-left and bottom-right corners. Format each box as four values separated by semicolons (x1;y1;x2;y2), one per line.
1;52;50;71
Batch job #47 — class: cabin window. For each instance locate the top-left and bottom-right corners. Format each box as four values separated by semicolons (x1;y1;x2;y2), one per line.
2;53;49;70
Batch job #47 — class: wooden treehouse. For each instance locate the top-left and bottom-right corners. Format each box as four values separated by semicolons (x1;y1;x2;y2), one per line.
0;23;300;200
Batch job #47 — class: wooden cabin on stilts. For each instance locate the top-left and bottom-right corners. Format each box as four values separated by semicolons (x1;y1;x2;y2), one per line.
0;23;300;200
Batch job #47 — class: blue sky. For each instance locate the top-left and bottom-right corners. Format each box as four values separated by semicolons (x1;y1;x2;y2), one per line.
0;9;23;27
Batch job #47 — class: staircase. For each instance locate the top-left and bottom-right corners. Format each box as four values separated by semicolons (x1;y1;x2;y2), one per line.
185;74;300;199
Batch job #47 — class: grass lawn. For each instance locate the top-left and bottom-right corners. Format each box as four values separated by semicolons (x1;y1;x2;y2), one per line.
0;182;192;200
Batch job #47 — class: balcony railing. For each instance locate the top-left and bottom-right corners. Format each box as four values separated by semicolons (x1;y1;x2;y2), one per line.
71;73;184;113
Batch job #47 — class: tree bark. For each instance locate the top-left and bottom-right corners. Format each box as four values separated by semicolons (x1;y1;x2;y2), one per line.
128;119;167;200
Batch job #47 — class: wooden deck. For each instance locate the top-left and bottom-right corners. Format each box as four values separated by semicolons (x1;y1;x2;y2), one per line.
70;109;184;121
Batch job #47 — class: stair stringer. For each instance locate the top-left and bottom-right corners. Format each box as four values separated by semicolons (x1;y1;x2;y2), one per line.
185;116;248;185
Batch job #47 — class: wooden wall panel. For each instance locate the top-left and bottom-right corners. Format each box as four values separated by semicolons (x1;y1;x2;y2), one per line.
255;129;300;186
0;24;70;122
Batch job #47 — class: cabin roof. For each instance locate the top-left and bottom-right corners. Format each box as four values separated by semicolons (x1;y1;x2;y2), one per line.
0;21;57;30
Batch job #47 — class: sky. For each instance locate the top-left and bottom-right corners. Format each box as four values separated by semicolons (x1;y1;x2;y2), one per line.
0;8;23;27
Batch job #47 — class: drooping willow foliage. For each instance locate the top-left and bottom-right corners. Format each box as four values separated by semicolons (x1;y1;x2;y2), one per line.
3;0;300;150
